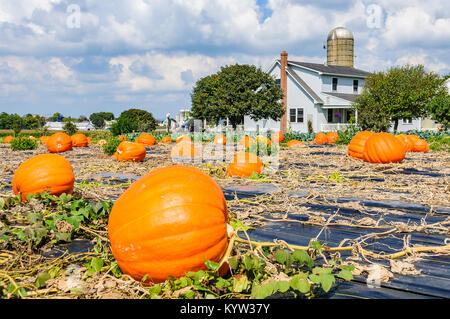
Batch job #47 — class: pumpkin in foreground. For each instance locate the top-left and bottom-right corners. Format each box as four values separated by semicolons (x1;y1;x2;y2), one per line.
114;141;146;162
326;132;339;144
108;165;229;283
47;133;73;153
314;133;327;145
363;132;406;164
348;131;375;160
227;152;263;177
12;154;74;201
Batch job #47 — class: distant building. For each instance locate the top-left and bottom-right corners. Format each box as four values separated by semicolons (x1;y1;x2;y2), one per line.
44;121;95;131
244;27;424;133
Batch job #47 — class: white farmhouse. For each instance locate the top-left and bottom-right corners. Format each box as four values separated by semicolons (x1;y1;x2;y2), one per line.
244;27;423;133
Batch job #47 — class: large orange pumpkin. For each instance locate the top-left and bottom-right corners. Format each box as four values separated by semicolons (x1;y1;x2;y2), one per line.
12;154;74;201
170;141;199;158
114;141;146;162
71;134;88;147
287;140;305;148
108;165;229;283
411;138;430;152
314;133;327;145
348;131;375;160
176;135;191;144
227;152;263;177
214;134;226;145
160;136;172;143
135;133;157;147
271;132;284;144
239;136;255;149
326;132;339;144
395;134;414;152
363;132;407;164
3;136;14;143
40;136;50;145
47;133;73;153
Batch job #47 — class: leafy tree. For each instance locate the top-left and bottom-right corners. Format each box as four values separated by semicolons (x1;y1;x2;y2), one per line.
23;115;45;130
191;64;284;128
50;112;63;122
63;121;78;135
89;112;115;129
111;108;157;135
354;65;443;132
12;118;22;136
428;89;450;130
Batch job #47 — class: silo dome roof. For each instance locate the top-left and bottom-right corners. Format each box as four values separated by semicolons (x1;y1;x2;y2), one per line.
327;27;354;40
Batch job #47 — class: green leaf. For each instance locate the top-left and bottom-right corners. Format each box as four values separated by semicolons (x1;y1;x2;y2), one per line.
232;275;249;293
55;232;71;242
290;275;311;294
228;256;239;270
35;271;50;288
184;289;195;299
319;273;335;293
90;257;104;273
311;241;322;252
251;282;275;299
229;218;253;232
204;259;219;271
275;281;290;293
337;270;353;281
293;250;314;269
273;249;294;268
215;277;230;289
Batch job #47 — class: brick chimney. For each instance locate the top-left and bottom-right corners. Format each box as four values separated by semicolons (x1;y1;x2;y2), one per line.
280;51;288;133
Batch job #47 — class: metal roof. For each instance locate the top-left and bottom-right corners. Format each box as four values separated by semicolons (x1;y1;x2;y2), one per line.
327;26;354;41
288;61;371;78
322;92;360;102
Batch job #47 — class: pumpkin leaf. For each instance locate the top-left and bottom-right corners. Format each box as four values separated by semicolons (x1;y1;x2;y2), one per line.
229;218;253;232
35;271;50;288
293;250;314;269
290;275;311;294
204;259;219;271
232;275;249;293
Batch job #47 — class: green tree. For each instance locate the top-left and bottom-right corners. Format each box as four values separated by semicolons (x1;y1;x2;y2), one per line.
190;64;284;128
428;89;450;130
354;65;443;132
63;121;78;135
89;112;115;129
50;112;63;122
111;108;157;135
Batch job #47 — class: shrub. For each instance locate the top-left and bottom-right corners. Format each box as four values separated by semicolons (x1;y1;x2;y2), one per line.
102;137;122;156
63;122;78;136
10;136;38;151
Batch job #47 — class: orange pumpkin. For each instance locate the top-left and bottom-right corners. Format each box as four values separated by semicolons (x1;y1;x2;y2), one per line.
118;135;127;141
170;141;199;158
214;134;226;145
107;165;229;283
395;134;414;152
256;135;271;146
40;136;50;145
47;133;73;153
97;139;108;146
363;132;406;164
114;141;146;162
135;133;157;147
160;136;172;143
176;135;191;144
314;133;327;145
411;138;430;152
227;152;263;177
271;132;284;143
348;131;375;160
287;140;305;148
3;136;14;143
71;134;88;147
12;154;74;201
87;137;93;144
326;132;339;144
239;136;255;149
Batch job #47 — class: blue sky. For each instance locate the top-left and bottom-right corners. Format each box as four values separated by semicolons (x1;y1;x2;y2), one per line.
0;0;449;121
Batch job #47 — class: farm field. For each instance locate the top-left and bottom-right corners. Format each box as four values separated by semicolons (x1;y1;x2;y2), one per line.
0;139;449;299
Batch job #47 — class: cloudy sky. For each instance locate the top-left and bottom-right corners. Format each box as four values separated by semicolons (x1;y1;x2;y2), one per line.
0;0;449;120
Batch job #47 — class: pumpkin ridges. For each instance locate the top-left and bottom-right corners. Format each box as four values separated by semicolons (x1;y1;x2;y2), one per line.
348;131;375;160
363;132;406;163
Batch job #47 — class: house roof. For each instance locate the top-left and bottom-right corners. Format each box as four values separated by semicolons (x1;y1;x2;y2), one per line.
285;66;324;104
322;92;359;102
287;61;371;78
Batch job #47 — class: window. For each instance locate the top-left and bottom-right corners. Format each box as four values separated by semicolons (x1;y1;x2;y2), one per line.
290;109;296;122
290;108;304;123
403;118;413;124
332;78;338;91
328;109;333;123
353;80;358;93
297;108;304;123
276;78;281;87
